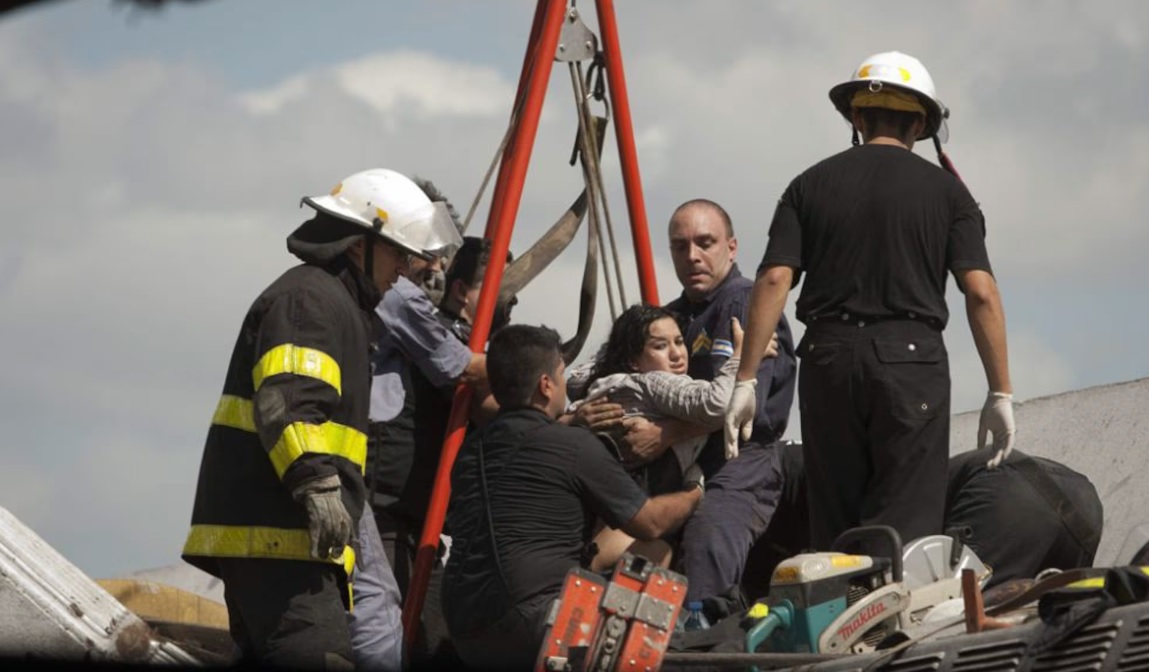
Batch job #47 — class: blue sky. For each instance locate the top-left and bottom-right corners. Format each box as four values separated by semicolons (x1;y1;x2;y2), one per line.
1;0;1146;579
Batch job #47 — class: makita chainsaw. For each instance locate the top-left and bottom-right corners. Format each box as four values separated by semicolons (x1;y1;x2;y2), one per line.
745;525;989;655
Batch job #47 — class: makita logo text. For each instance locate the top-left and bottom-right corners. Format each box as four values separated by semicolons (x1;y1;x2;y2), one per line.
838;601;886;640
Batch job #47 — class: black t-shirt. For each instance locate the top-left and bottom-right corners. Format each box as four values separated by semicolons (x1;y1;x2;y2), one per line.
760;144;992;328
442;408;649;637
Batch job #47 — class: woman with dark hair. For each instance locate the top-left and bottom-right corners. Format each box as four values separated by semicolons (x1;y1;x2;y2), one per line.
584;305;687;389
570;304;744;467
566;303;746;571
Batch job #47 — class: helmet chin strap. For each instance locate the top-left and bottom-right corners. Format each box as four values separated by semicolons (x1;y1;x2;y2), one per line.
363;218;386;284
851;126;860;147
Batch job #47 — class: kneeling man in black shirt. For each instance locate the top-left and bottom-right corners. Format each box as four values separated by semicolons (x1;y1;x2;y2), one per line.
443;324;703;669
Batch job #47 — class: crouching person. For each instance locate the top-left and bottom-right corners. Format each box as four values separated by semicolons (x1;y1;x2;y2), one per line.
443;325;704;669
946;447;1103;587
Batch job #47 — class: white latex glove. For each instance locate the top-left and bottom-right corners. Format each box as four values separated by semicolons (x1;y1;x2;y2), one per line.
723;379;757;461
979;391;1016;469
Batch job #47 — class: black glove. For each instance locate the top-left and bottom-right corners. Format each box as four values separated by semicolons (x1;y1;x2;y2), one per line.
291;474;352;561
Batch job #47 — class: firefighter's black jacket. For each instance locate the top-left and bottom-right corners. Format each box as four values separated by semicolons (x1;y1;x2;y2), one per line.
183;228;380;578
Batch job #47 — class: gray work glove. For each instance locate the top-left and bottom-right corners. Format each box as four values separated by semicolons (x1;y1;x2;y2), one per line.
979;391;1017;469
723;379;757;460
292;474;352;561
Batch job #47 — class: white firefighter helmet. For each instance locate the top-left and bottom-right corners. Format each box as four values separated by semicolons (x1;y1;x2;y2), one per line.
828;51;949;141
302;169;463;260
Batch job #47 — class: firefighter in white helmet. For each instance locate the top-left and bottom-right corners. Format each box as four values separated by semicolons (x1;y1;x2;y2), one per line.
726;51;1016;552
182;168;460;669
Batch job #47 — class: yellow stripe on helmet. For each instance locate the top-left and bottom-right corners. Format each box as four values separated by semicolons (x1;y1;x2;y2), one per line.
850;88;927;116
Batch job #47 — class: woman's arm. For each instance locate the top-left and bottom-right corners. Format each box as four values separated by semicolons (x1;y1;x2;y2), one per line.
638;356;740;428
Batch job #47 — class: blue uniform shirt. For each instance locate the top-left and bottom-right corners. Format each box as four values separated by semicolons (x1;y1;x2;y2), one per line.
665;264;797;462
370;277;472;422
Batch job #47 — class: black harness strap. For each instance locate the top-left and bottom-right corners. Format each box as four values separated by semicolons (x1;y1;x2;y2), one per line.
1010;454;1101;555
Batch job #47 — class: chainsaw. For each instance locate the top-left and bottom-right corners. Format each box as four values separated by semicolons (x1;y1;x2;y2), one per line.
745;525;990;655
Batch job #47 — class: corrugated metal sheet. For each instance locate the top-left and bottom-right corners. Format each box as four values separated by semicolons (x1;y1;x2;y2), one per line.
0;506;199;665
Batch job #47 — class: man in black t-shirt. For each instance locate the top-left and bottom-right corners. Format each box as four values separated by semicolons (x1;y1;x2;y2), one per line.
443;325;703;669
727;51;1016;551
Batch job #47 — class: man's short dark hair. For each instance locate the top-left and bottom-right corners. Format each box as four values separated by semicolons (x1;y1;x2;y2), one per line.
858;107;921;145
487;324;563;409
444;236;515;291
670;199;734;238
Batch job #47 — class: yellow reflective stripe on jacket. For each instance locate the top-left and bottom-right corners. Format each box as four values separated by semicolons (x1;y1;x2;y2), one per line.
212;395;256;432
1067;577;1107;590
253;344;342;396
269;421;367;478
183;524;355;575
1066;567;1149;590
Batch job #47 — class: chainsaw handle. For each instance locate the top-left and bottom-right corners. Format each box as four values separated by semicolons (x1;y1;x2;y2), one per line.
830;525;904;583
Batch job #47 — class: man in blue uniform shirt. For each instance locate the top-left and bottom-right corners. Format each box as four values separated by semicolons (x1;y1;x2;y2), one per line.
662;199;797;608
580;199;797;613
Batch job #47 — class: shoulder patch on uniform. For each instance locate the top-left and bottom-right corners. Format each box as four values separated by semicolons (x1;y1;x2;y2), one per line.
712;339;734;358
691;330;712;356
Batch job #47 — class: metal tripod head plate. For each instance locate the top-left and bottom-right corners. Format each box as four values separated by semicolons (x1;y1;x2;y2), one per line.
555;8;597;62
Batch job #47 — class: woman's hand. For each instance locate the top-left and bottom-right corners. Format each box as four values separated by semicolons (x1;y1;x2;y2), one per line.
764;330;780;359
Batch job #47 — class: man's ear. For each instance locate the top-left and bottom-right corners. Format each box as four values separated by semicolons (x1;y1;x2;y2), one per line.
346;238;365;265
911;115;927;142
450;278;468;304
536;372;554;402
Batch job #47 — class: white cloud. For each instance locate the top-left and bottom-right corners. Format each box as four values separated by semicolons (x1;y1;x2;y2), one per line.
239;74;309;115
240;50;515;118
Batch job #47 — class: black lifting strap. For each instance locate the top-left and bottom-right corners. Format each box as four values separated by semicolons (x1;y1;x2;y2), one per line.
1010;453;1102;555
499;115;609;364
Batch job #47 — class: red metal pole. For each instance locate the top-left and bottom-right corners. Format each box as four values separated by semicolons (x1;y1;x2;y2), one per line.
595;0;659;305
400;0;568;650
513;0;548;115
485;0;548;240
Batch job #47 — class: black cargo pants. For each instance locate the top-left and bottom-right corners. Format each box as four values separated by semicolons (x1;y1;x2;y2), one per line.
798;316;950;551
217;557;354;670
